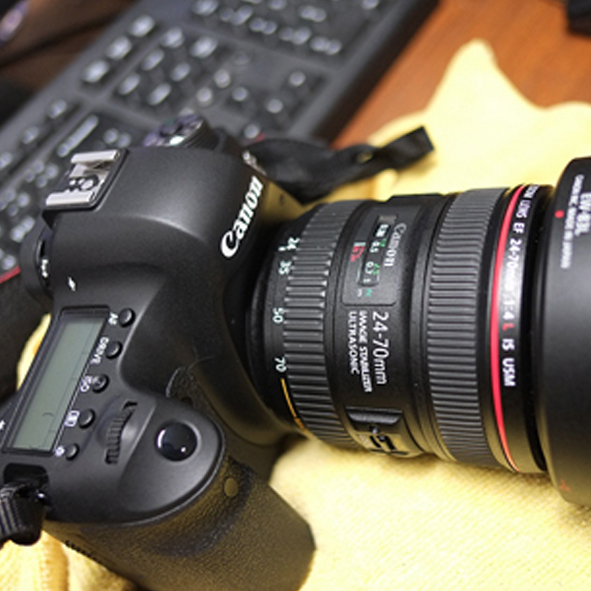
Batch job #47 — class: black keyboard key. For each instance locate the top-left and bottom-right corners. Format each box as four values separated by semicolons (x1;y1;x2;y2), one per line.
19;123;52;152
228;85;253;112
116;72;143;99
195;85;218;108
105;35;135;62
160;27;186;50
190;35;223;62
45;98;77;125
192;0;220;18
169;62;193;84
128;14;157;39
145;82;175;109
298;5;329;24
81;59;113;86
0;151;24;180
141;47;166;73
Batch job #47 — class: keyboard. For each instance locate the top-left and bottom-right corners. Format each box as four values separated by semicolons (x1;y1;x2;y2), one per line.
0;0;437;276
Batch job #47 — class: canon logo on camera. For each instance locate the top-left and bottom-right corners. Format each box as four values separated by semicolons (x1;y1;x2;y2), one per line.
220;175;264;258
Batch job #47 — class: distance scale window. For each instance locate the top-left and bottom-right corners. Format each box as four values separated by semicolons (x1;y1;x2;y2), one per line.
343;215;406;305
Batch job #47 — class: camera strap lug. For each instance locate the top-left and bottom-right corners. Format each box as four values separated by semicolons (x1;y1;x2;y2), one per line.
0;481;44;547
245;126;434;203
144;114;433;203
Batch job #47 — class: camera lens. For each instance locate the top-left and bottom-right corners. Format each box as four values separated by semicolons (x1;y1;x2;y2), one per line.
250;158;591;505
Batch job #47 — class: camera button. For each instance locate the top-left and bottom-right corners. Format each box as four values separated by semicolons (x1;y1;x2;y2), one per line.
64;444;79;460
118;308;135;327
91;374;109;393
105;341;123;359
156;423;197;461
78;409;95;429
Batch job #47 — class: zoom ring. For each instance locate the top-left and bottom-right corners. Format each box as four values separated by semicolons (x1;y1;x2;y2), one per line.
282;202;359;447
426;189;502;466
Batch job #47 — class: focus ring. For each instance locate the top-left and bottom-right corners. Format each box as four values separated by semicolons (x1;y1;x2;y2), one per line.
426;189;502;466
282;202;359;447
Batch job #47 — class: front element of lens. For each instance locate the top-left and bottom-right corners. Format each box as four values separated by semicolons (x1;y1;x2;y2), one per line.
253;185;552;474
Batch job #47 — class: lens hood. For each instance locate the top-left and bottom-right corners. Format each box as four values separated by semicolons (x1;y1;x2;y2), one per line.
535;157;591;504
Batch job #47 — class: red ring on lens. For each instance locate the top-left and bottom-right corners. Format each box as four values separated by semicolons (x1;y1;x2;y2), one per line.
490;186;525;472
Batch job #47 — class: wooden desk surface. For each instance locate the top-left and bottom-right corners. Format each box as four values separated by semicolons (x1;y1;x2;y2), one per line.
336;0;591;146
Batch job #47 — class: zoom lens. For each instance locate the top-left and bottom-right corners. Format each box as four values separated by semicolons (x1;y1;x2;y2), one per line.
251;157;591;505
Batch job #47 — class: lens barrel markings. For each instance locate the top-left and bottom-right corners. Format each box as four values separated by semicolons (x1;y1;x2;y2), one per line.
278;202;359;446
489;184;547;474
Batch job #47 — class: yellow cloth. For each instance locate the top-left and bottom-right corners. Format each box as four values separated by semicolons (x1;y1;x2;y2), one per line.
6;39;591;590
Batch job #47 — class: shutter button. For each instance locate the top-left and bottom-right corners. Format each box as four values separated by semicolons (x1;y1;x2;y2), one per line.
156;423;197;461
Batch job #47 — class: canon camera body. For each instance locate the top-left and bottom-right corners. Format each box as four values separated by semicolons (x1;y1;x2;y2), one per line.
0;145;313;591
3;125;591;591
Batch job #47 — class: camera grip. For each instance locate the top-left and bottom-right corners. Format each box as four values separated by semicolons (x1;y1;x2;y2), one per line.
46;453;314;591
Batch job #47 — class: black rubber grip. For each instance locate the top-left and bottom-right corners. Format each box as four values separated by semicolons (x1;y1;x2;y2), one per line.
282;202;358;446
425;189;503;466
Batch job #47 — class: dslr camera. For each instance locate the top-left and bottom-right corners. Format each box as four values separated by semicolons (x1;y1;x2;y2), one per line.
1;119;591;591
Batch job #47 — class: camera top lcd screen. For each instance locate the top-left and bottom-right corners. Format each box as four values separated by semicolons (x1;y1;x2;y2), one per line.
10;312;105;452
